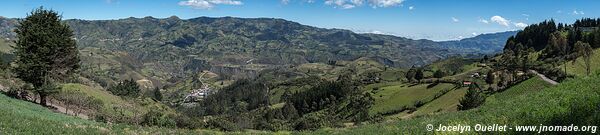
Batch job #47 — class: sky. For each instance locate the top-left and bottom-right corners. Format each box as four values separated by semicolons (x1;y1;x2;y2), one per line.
0;0;598;41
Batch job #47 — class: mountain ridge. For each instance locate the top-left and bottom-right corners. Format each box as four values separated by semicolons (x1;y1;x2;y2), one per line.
0;16;515;88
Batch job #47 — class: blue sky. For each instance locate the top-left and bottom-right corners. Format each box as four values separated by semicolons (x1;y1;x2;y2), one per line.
0;0;598;41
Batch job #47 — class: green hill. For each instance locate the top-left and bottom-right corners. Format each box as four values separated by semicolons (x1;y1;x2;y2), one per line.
4;73;598;134
308;74;600;134
369;83;455;115
0;93;217;134
564;49;600;77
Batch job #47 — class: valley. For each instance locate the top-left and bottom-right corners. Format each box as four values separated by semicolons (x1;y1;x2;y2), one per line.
0;4;599;134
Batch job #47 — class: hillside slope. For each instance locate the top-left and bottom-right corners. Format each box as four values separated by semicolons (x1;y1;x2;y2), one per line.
308;74;600;134
5;73;598;134
0;92;231;134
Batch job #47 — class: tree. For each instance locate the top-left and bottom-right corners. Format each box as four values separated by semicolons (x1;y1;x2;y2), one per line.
433;70;445;79
497;72;507;88
414;68;424;81
12;7;80;106
481;55;489;63
153;87;162;101
458;83;485;110
405;67;416;82
108;79;141;97
546;32;569;74
281;102;299;120
574;41;594;75
485;71;495;87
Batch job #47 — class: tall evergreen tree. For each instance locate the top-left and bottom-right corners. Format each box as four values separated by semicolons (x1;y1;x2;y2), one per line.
12;7;80;106
458;83;485;110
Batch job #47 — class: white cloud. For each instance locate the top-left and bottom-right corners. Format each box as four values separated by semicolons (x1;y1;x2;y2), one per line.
178;0;243;10
325;0;362;9
514;22;528;28
341;4;356;9
324;0;405;9
478;19;489;24
370;0;405;8
409;6;414;10
369;30;385;34
451;17;459;22
521;14;529;17
472;32;478;36
491;15;510;27
281;0;290;5
572;10;585;15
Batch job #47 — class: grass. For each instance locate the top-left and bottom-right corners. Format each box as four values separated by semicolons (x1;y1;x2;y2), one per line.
486;76;552;101
307;74;600;134
563;49;600;77
61;83;127;107
426;57;478;74
0;93;224;134
370;83;454;114
0;38;13;54
407;87;467;118
2;71;598;134
60;83;173;120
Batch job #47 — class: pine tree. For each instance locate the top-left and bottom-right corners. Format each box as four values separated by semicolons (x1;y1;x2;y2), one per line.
485;71;495;87
12;7;80;106
458;83;485;110
153;87;162;101
414;68;424;81
405;67;416;82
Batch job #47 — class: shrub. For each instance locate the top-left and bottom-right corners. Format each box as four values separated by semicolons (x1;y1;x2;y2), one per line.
206;117;240;131
294;112;328;131
141;109;176;128
413;100;425;108
107;79;140;97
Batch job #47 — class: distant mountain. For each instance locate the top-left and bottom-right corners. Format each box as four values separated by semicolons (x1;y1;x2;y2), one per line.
0;16;515;87
438;31;518;54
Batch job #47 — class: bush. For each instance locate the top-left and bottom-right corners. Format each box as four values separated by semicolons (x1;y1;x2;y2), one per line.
294;112;335;131
174;114;205;129
5;87;21;99
413;100;425;108
108;79;140;97
206;117;240;131
141;109;176;128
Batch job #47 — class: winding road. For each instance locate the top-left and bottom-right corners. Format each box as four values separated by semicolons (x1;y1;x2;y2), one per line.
529;70;559;85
